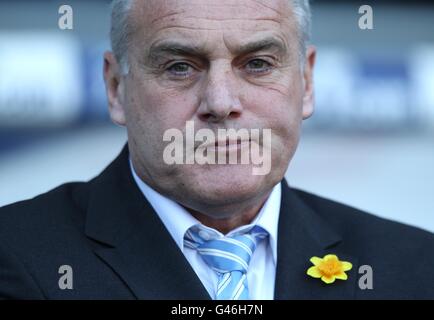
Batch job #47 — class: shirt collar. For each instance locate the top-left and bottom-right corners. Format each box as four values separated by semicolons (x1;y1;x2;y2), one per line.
129;158;281;264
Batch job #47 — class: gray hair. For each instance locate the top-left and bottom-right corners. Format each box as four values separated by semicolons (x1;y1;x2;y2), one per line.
110;0;311;74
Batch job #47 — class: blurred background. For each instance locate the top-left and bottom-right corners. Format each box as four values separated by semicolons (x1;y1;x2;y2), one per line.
0;0;433;232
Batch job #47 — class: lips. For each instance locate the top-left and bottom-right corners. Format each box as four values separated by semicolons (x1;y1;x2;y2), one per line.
214;137;249;147
197;137;251;152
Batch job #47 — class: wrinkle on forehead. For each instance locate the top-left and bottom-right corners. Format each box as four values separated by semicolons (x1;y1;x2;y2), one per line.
131;0;293;35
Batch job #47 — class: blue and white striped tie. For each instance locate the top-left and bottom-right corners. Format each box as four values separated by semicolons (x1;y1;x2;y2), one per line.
184;226;268;300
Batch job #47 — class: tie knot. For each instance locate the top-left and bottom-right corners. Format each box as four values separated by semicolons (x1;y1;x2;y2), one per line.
184;226;268;274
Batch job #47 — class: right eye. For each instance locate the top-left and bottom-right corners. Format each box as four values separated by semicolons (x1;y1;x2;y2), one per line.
166;62;195;78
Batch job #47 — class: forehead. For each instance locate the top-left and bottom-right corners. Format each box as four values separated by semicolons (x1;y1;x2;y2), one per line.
131;0;296;52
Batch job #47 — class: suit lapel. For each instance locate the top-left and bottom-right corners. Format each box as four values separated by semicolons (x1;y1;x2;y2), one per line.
274;181;359;299
85;145;210;299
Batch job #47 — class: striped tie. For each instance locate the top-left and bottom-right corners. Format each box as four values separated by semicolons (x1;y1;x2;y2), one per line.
184;226;268;300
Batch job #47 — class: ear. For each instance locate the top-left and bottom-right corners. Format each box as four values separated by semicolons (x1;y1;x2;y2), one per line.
301;45;316;120
103;51;127;126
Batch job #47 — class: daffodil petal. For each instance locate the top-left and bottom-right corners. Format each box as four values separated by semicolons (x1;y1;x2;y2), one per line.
307;266;322;278
310;256;323;266
321;275;336;284
341;261;352;271
334;272;348;280
324;254;338;261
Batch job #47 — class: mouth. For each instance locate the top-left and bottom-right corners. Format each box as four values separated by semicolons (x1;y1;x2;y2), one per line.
199;137;252;152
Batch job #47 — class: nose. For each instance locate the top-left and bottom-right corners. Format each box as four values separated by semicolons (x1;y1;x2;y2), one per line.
197;61;243;123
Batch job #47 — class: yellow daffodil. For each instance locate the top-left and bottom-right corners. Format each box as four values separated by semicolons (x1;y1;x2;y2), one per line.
307;254;352;284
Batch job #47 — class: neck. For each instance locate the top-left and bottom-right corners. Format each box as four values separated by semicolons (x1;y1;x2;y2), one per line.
184;191;271;234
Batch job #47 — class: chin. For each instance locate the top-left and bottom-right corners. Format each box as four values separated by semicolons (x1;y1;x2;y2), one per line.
184;164;273;205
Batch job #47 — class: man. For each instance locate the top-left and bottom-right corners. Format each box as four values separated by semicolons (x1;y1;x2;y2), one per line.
0;0;433;300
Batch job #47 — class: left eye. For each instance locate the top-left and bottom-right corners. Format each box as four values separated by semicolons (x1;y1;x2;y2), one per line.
245;59;272;73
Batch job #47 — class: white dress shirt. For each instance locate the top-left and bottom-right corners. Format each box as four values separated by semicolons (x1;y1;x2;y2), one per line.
129;159;281;300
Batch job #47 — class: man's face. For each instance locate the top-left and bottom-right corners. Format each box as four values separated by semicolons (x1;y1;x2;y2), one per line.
105;0;315;217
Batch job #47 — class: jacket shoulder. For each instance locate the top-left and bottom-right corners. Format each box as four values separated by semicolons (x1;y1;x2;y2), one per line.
0;181;97;299
0;182;90;241
293;188;434;240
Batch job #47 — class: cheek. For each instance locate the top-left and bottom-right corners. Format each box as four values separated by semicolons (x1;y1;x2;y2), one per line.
128;80;198;136
242;78;304;132
240;78;305;168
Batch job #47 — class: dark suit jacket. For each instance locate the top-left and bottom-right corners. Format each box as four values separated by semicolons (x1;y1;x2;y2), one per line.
1;145;433;299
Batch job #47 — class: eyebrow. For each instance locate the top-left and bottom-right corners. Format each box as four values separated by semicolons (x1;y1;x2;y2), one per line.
148;41;207;60
234;37;288;57
147;36;288;61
